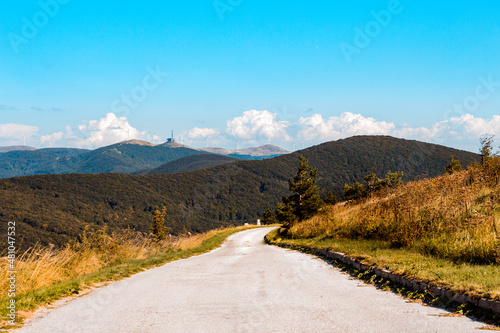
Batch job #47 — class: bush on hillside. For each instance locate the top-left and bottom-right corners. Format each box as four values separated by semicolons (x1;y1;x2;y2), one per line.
344;171;403;200
444;156;462;174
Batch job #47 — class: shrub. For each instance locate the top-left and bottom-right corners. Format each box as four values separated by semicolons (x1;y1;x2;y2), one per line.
344;171;403;200
261;208;276;225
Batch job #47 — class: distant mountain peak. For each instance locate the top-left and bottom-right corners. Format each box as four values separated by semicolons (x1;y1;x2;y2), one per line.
157;141;192;148
0;145;38;153
200;144;289;157
119;140;155;146
236;144;289;156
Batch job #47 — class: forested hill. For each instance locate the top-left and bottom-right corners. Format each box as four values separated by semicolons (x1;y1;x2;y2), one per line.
0;148;89;178
0;141;289;178
0;141;204;178
288;135;479;192
134;154;239;175
0;136;479;251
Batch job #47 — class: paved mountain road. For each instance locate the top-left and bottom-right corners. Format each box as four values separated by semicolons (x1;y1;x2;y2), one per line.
18;227;485;332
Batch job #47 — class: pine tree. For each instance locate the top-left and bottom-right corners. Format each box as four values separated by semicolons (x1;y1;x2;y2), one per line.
344;182;366;200
285;155;322;223
261;208;277;225
324;191;339;205
276;199;297;229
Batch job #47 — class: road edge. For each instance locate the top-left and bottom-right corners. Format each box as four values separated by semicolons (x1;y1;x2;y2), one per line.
264;235;500;319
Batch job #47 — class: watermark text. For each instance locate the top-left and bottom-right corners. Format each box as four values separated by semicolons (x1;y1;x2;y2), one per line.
9;0;70;53
7;221;16;325
340;0;404;63
213;0;243;21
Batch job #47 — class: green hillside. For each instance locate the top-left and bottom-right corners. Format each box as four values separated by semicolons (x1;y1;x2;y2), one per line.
134;154;239;175
0;136;479;251
71;141;206;174
0;148;88;178
0;141;205;177
0;141;290;178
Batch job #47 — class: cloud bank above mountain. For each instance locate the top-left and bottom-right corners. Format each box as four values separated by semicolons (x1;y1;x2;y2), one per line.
1;110;497;152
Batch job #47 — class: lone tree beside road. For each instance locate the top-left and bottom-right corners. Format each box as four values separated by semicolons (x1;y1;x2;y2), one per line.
150;207;170;241
277;155;322;230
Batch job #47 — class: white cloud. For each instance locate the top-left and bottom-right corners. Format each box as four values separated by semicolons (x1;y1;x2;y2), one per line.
40;125;77;147
18;109;500;152
451;114;500;137
151;134;162;144
40;113;151;148
76;113;147;148
297;112;500;150
0;123;38;141
41;131;64;145
226;110;291;141
394;114;500;145
298;112;395;141
187;127;219;140
393;122;446;141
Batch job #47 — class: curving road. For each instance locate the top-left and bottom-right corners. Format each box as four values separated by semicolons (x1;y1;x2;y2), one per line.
18;227;485;332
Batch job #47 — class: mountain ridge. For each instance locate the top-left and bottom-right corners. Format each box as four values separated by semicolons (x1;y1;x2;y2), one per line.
133;154;240;175
200;144;289;157
0;141;287;178
0;136;480;251
0;145;38;153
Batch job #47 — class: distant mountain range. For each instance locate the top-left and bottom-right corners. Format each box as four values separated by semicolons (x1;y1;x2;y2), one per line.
0;145;37;153
200;144;289;159
0;141;288;178
0;136;479;251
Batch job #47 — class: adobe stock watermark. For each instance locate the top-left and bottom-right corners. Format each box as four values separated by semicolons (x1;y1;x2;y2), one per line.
8;0;70;53
445;74;500;120
213;0;243;21
340;0;405;64
111;65;168;117
6;221;17;325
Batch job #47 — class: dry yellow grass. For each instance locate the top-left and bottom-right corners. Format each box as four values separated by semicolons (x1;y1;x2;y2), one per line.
290;162;500;264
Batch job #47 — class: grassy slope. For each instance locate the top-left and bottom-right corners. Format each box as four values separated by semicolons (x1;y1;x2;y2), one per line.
0;225;258;330
270;161;500;302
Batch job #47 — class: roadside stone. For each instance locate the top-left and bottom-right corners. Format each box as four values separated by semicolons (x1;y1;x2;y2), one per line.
491;301;500;314
478;298;493;310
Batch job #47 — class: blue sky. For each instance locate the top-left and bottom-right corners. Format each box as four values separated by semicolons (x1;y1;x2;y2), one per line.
1;0;499;152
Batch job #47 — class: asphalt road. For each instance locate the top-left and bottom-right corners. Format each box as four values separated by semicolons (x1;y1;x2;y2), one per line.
18;227;486;332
